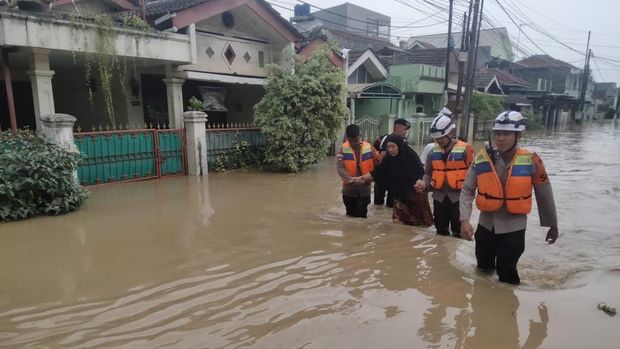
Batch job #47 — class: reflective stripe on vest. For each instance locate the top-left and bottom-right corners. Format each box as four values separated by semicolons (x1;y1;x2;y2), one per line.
342;141;374;180
431;140;470;190
474;148;533;214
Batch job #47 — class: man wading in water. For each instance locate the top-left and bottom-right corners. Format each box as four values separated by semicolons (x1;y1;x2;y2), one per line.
459;111;559;284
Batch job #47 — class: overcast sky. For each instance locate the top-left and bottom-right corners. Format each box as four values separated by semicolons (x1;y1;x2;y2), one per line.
272;0;620;84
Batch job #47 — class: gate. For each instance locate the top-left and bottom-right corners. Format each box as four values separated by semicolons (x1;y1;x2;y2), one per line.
355;115;381;142
74;128;186;185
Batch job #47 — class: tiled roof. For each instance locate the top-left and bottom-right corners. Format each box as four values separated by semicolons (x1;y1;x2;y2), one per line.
145;0;210;16
516;55;575;69
475;67;530;89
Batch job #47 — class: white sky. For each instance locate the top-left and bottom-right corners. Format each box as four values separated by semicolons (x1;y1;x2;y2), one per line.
271;0;620;84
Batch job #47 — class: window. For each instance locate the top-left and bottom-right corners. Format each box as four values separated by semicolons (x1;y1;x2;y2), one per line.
258;51;265;68
366;18;378;36
416;94;424;104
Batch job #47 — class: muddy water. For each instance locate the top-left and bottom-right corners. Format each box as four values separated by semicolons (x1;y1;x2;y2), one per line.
1;122;619;348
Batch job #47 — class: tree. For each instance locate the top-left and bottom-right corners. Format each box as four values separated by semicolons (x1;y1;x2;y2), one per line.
254;47;347;172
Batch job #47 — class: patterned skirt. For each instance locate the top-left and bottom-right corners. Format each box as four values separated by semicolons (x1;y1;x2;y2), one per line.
392;192;434;227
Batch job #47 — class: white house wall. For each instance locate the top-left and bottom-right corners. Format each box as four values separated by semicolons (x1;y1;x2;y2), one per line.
0;12;192;63
187;32;270;77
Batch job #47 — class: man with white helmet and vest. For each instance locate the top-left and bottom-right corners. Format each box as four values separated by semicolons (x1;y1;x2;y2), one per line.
459;110;559;285
418;107;475;237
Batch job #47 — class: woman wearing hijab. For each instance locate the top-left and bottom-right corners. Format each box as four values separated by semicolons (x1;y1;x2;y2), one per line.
359;134;434;226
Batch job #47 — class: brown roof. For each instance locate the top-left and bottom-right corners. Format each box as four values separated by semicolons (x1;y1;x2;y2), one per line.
516;55;576;69
475;67;530;89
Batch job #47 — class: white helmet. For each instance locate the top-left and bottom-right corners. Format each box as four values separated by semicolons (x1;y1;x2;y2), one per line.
429;107;455;138
493;111;526;132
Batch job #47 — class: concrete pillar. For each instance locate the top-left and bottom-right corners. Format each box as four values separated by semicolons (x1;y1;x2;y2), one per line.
27;49;55;132
387;114;396;134
467;113;475;143
183;111;208;176
40;114;77;153
163;73;185;129
350;97;356;124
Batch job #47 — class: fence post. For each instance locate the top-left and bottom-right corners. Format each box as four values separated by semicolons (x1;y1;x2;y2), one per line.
387;114;396;134
40;113;77;153
467;113;475;142
183;111;208;176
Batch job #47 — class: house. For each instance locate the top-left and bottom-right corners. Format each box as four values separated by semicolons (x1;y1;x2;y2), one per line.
509;54;594;121
407;27;514;61
292;2;391;40
593;82;618;118
1;0;315;183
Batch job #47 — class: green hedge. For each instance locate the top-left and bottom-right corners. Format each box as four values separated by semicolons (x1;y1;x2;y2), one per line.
0;131;88;222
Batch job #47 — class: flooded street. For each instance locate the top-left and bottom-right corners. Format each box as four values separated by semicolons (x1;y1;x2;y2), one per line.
1;122;619;348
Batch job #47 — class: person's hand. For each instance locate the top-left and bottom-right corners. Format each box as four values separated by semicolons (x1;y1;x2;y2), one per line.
414;179;426;193
349;177;362;185
545;226;558;244
460;220;474;241
378;151;386;161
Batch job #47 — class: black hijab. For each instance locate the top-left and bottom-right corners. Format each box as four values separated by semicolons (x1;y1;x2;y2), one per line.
376;134;425;200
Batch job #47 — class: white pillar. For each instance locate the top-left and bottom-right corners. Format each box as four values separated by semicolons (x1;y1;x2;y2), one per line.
163;75;185;129
40;114;77;153
467;113;475;142
387;114;396;133
183;111;208;176
27;49;55;132
350;97;356;124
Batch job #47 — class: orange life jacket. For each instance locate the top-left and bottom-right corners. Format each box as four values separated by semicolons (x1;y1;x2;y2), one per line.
342;141;375;181
431;140;471;190
474;148;533;215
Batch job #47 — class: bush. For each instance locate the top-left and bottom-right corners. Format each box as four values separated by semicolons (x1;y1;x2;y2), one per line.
0;131;88;222
254;46;347;172
471;92;505;121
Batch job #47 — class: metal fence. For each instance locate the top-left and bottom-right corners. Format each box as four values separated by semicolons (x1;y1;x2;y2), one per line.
206;123;265;170
74;127;186;185
355;115;382;142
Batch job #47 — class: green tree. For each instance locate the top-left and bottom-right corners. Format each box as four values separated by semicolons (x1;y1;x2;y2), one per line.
254;47;347;172
470;92;505;121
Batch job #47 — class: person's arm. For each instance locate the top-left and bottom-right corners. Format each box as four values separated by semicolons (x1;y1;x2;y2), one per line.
532;153;559;243
465;144;475;167
459;163;478;240
336;150;353;183
422;151;433;190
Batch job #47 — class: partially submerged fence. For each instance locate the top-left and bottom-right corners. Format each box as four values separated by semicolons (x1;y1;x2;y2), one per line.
206;122;265;170
73;125;186;185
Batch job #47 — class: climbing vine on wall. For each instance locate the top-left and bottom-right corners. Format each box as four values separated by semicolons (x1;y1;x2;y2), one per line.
70;13;154;127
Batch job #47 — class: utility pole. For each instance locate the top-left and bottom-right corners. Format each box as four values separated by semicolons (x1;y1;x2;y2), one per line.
454;3;473;133
443;0;454;106
578;31;592;121
460;0;481;139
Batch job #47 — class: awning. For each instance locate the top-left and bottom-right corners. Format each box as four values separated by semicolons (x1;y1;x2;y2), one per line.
348;82;403;98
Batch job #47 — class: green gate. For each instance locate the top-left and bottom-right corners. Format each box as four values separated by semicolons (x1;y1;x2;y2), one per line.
74;129;186;185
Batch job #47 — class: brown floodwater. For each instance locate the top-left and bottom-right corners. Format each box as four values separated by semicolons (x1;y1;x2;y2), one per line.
1;122;619;348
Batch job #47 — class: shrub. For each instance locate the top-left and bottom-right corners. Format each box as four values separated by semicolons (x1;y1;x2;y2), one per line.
254;46;347;172
212;141;265;172
0;131;88;222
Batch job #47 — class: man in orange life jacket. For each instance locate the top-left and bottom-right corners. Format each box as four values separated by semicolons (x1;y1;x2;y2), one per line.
337;124;377;218
419;107;474;237
460;111;559;284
